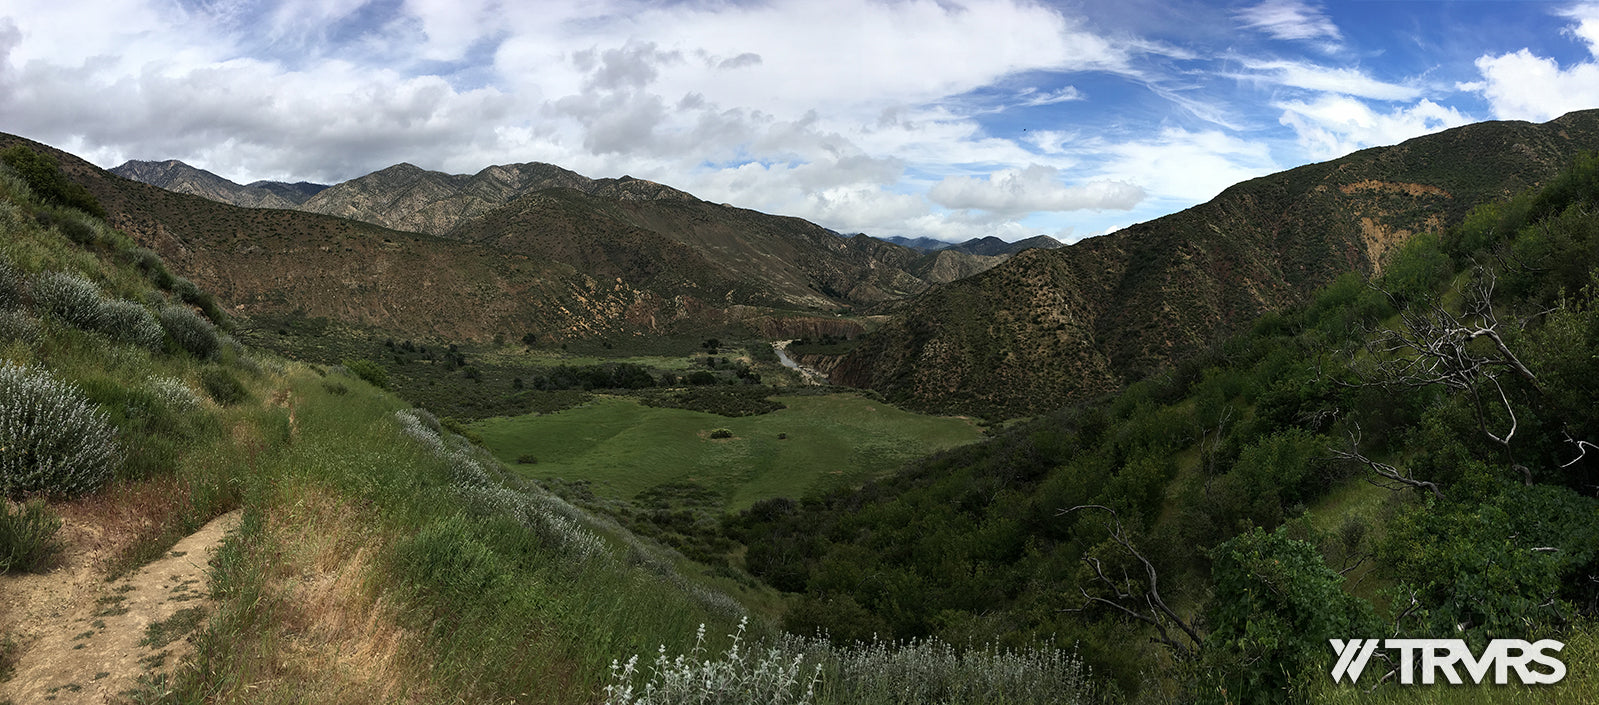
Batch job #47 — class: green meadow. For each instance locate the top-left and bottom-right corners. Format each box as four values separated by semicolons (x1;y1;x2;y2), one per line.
471;393;983;509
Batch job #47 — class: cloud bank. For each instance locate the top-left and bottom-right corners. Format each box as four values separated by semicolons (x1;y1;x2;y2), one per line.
0;0;1594;242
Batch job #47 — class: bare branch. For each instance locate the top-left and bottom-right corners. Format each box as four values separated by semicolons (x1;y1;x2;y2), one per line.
1561;431;1599;468
1060;504;1203;659
1330;427;1445;501
1345;268;1561;481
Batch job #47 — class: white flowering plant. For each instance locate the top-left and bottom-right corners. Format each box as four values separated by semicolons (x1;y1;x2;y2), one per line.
0;362;119;498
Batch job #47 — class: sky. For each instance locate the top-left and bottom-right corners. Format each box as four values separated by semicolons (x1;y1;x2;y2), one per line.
2;1;1599;244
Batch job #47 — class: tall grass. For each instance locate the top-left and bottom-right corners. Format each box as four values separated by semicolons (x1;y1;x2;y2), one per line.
0;499;62;573
604;619;1091;705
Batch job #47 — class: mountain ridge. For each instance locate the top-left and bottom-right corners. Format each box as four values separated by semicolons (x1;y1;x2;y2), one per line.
833;109;1599;418
110;159;329;210
40;140;1013;342
875;233;1064;256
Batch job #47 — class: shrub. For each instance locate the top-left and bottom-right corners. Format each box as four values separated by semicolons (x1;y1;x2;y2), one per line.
0;256;26;309
159;304;220;359
0;499;63;573
50;211;99;245
0;363;119;498
0;146;106;219
148;376;202;414
0;309;39;343
516;453;538;464
709;428;734;439
170;276;228;328
95;299;165;350
31;270;103;330
124;247;175;288
604;620;1088;705
342;358;389;389
199;366;249;406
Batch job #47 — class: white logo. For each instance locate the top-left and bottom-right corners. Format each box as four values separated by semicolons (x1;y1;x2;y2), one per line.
1329;639;1565;685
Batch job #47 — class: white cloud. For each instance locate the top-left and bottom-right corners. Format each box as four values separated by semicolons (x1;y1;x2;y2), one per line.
1459;5;1599;123
1275;96;1469;160
1017;86;1085;107
1561;4;1599;57
1098;128;1280;205
1465;49;1599;123
929;165;1143;216
1234;0;1341;43
1238;59;1419;101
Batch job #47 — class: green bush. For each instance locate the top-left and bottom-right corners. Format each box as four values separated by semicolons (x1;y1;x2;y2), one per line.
1203;527;1377;703
0;499;63;573
47;210;100;245
516;453;538;464
31;270;103;330
0;255;26;309
96;299;164;350
171;276;228;329
0;146;106;219
708;428;734;439
342;358;389;389
199;366;249;406
159;304;220;359
0;363;120;498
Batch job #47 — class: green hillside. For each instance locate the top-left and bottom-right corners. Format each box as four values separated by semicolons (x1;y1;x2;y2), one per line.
835;110;1599;419
728;153;1599;702
0;146;1083;704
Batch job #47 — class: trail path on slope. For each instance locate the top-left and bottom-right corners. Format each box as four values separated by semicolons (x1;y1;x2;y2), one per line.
0;509;242;704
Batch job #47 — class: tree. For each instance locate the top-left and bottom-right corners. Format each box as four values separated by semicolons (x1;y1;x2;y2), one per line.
1203;527;1377;703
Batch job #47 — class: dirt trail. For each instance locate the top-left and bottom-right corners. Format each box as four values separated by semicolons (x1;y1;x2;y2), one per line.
0;509;242;703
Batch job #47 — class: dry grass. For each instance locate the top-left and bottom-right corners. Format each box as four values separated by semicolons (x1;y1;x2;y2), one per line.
60;476;193;574
242;484;432;704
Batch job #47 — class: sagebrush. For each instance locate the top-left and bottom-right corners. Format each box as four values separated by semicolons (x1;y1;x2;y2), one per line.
159;303;220;359
0;362;120;498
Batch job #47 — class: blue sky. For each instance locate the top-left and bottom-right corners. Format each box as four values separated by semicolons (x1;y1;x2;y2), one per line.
2;1;1598;243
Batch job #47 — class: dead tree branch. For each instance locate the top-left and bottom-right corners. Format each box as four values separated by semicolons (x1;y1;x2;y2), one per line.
1330;426;1446;501
1060;504;1203;660
1347;268;1552;483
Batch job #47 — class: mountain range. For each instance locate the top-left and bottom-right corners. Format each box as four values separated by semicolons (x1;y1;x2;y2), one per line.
19;110;1599;420
875;234;1064;256
0;145;1014;342
831;110;1599;417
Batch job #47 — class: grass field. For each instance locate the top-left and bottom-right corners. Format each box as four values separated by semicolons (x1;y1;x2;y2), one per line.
471;393;984;509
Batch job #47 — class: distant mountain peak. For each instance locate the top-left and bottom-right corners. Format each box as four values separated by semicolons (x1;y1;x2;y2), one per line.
110;159;327;208
871;233;1063;257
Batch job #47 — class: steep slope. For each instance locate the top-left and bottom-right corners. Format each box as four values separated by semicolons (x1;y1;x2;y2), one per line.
9;135;730;342
109;159;326;209
836;110;1599;418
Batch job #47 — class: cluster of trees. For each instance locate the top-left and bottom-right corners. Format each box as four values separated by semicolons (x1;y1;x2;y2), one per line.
728;154;1599;701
